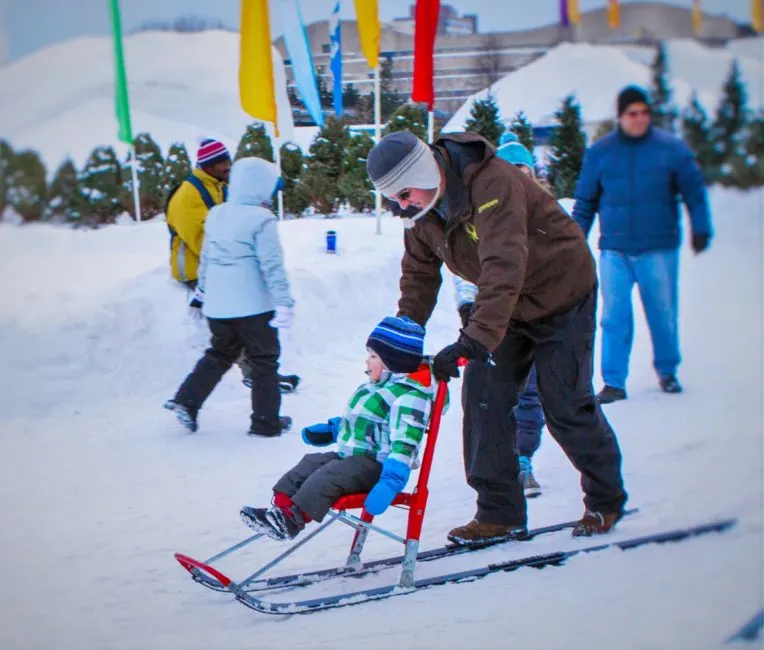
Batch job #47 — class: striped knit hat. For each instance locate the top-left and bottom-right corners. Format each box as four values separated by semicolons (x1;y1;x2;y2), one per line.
197;138;231;167
366;316;425;374
366;130;440;198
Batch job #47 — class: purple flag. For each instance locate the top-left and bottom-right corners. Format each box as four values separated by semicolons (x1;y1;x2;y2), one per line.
560;0;570;27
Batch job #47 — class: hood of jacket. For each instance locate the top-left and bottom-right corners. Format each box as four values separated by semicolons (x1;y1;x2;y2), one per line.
228;157;280;206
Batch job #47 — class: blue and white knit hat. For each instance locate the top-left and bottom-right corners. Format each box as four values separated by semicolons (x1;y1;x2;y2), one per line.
366;316;425;374
496;132;534;171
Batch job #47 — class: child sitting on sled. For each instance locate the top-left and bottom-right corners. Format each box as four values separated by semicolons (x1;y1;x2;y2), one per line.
240;315;439;541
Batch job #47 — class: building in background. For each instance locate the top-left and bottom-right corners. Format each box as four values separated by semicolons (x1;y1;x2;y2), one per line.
391;4;478;36
274;1;742;121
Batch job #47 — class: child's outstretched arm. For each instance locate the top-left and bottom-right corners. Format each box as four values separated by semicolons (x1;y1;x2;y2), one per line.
301;417;342;447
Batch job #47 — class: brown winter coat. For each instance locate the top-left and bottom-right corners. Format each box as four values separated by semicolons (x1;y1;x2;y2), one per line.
397;133;596;352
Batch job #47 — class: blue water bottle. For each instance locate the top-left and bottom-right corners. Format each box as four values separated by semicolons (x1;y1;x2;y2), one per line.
326;230;337;254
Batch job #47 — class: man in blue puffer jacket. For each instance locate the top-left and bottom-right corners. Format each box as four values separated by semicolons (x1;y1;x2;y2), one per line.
165;156;295;436
573;85;713;403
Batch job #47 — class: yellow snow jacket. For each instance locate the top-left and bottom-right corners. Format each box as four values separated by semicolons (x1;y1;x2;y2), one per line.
166;168;227;284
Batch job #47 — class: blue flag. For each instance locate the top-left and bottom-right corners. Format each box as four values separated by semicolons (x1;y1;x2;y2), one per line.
281;0;324;127
330;0;342;116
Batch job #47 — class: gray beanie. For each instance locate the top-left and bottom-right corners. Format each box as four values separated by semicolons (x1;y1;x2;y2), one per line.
367;131;441;198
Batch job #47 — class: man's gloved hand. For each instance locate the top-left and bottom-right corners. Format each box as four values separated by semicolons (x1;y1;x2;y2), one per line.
692;233;710;254
364;458;411;516
188;288;204;320
432;332;489;382
301;417;342;447
269;305;294;329
458;302;475;329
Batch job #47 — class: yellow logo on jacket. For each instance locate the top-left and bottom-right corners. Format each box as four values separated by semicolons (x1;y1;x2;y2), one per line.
464;224;479;241
477;198;499;213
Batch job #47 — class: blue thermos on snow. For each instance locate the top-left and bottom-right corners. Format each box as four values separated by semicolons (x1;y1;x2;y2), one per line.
326;230;337;254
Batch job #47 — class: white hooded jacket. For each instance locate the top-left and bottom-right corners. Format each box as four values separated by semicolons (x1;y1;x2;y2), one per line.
197;157;294;318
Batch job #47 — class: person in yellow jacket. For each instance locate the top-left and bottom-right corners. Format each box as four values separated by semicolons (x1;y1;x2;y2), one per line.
166;138;232;287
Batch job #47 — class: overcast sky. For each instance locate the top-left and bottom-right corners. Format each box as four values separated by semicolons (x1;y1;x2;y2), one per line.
0;0;753;61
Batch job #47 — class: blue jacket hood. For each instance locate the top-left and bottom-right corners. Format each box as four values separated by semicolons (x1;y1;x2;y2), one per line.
228;157;281;206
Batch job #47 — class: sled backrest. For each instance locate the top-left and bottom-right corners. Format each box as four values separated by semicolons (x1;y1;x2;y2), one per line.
409;360;449;499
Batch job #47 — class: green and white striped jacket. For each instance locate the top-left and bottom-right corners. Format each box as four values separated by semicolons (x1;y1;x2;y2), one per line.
336;370;442;468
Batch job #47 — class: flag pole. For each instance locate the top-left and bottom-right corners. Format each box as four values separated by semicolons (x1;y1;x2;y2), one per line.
130;145;142;222
374;64;381;235
427;110;434;143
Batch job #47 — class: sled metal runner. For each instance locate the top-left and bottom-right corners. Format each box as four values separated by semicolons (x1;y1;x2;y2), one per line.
176;516;737;615
173;360;737;613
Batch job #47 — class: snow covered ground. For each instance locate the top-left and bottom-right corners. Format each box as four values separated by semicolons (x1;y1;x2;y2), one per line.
0;188;762;650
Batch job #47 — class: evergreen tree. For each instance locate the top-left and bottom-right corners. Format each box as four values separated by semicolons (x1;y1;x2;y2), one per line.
711;60;749;184
681;93;716;183
509;111;535;157
123;132;165;219
342;83;361;110
301;117;351;213
235;124;274;162
649;42;678;132
338;131;375;212
592;118;616;143
162;142;192;199
465;94;505;146
79;145;123;225
383;103;428;140
745;112;764;186
315;65;334;110
0;139;13;216
46;158;80;220
280;143;310;216
546;94;587;199
5;149;47;222
355;92;375;125
380;55;404;121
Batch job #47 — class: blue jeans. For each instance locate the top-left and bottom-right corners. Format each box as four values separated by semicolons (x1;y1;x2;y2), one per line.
600;249;680;390
515;364;544;458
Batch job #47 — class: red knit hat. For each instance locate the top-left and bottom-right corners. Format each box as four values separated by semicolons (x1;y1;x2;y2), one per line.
197;138;231;167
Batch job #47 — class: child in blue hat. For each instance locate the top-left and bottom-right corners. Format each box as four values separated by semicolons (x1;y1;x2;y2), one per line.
240;316;443;541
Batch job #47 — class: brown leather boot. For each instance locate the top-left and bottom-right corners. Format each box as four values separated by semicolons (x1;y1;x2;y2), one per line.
447;519;528;546
571;510;621;537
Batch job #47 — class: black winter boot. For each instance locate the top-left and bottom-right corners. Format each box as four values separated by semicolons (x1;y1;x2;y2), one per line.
597;386;627;404
240;505;305;540
247;416;292;437
659;375;683;394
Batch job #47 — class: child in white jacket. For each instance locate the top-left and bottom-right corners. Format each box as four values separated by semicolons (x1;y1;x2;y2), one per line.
165;157;294;437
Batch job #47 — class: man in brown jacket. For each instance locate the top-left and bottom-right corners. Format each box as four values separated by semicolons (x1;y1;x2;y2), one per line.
367;130;628;543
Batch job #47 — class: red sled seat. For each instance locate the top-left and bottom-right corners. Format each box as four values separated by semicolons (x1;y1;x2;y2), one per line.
328;361;451;546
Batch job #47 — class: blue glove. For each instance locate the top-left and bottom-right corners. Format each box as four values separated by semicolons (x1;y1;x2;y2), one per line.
301;417;342;447
364;458;411;516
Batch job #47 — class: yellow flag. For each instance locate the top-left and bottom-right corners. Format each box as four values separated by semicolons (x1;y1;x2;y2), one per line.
754;0;763;32
608;0;620;29
568;0;581;26
692;0;702;35
239;0;278;135
354;0;379;69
